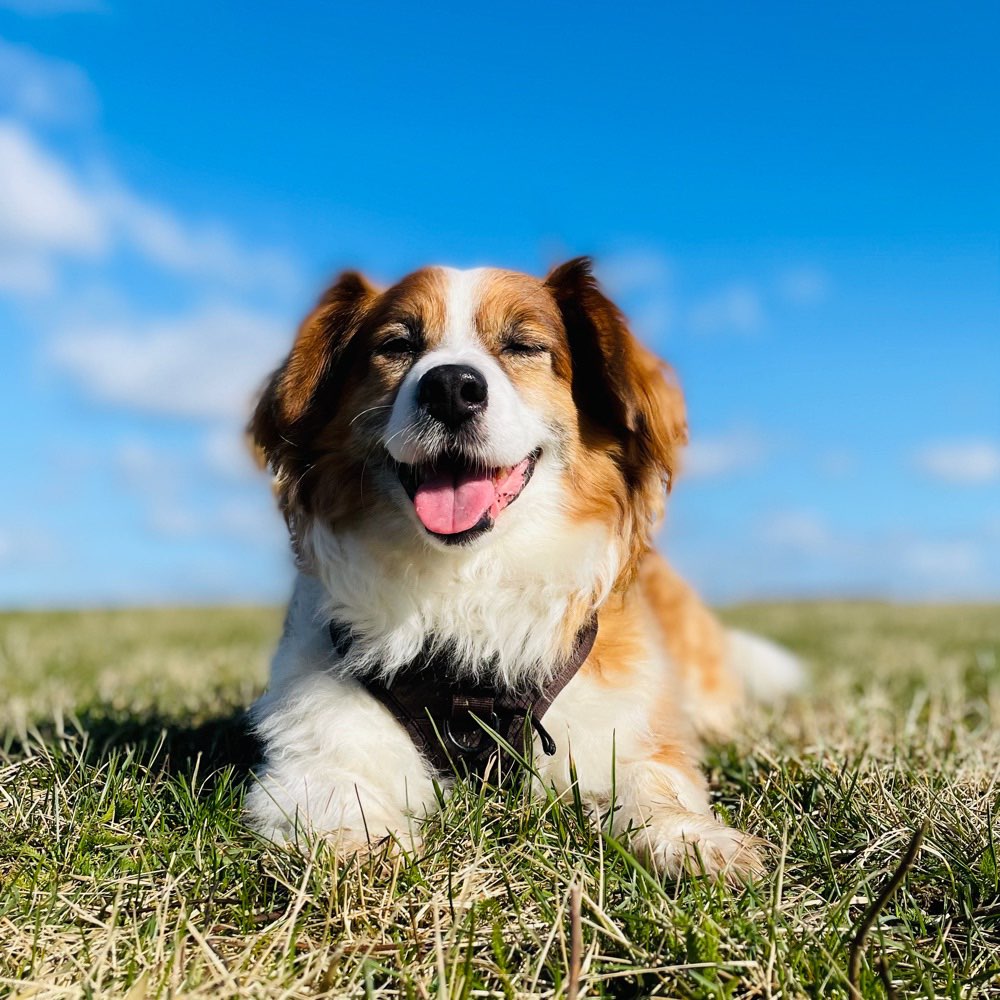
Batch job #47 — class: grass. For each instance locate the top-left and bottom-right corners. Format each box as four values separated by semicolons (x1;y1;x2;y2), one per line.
1;603;999;998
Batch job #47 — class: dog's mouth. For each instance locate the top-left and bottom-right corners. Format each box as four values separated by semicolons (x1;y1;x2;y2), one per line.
397;449;541;544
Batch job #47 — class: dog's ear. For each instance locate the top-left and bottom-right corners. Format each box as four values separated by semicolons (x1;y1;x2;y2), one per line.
545;256;688;494
249;270;378;510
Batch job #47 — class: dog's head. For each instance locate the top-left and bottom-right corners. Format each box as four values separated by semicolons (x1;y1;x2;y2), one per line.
251;258;686;590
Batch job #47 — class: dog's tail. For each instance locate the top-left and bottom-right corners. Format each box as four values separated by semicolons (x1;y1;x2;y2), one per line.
726;628;804;701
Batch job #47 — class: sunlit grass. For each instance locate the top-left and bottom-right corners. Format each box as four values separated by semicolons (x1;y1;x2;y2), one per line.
1;603;998;997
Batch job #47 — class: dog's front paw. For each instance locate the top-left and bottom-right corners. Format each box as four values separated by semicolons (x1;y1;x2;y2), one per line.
245;782;423;859
629;812;766;884
255;819;424;863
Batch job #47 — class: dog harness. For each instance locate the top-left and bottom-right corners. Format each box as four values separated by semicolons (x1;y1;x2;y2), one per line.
328;616;599;780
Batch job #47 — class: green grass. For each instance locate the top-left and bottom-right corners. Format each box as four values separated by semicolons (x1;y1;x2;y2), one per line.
2;603;999;998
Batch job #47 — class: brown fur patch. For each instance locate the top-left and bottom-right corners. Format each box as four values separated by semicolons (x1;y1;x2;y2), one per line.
366;267;450;350
647;737;705;786
639;550;742;720
544;257;688;592
582;592;646;686
248;271;378;518
248;268;461;530
474;271;566;354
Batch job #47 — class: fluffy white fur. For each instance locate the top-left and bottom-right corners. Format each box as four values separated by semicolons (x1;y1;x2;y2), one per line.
727;628;804;701
298;510;620;686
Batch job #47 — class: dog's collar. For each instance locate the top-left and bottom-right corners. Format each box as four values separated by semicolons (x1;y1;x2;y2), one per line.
327;616;599;780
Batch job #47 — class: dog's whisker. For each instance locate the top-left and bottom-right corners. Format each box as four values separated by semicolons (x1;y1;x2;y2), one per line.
350;404;393;429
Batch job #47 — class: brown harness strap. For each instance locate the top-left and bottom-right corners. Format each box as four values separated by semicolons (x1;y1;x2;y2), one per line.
329;617;598;779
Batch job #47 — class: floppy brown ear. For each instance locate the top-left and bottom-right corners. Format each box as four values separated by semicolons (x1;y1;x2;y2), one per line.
545;256;688;494
249;270;378;513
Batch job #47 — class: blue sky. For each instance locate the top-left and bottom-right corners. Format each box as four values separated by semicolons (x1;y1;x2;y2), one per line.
1;0;997;607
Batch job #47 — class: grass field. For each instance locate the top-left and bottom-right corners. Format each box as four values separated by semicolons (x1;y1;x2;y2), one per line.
2;603;999;998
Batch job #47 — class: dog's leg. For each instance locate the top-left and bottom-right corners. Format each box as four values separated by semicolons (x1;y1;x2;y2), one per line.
246;673;439;853
610;743;765;883
246;577;438;853
540;666;764;883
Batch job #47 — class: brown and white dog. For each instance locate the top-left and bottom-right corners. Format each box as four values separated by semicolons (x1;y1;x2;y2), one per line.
246;258;800;881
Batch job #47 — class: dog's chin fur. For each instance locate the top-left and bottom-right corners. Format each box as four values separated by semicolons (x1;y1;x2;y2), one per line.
245;259;802;882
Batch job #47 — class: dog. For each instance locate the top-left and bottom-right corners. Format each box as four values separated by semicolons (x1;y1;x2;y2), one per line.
245;257;800;881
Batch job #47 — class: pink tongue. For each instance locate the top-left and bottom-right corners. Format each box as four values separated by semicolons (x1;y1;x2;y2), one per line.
413;469;497;535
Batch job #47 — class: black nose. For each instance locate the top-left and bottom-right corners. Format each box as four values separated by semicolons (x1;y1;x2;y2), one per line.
417;364;488;428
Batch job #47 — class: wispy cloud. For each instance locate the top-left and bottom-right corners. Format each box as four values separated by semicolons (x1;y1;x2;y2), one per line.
50;302;289;421
202;425;260;481
817;448;857;478
0;36;98;124
0;37;300;603
1;42;299;295
146;496;284;545
758;510;838;554
899;538;982;580
683;427;769;480
0;121;107;257
114;435;283;550
671;507;998;603
597;249;831;343
686;283;764;335
776;266;830;306
912;440;1000;485
103;185;302;292
0;526;58;567
0;249;56;295
597;248;673;342
0;119;302;295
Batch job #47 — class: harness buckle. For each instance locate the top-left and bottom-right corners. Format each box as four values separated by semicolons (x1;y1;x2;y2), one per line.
444;694;499;756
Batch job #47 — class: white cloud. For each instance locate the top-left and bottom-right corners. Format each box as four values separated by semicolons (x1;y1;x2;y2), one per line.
817;448;856;478
899;539;983;580
758;510;836;554
50;302;288;420
202;425;259;480
597;248;673;341
143;490;281;546
0;526;58;566
144;497;285;551
119;423;259;488
0;36;98;124
776;266;830;306
103;187;301;291
0;118;301;295
0;39;300;294
0;248;56;295
0;120;107;254
913;440;1000;485
683;427;769;480
112;434;280;547
687;283;763;335
671;502;1000;602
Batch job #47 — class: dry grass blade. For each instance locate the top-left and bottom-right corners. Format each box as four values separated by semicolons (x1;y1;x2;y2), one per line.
568;880;583;1000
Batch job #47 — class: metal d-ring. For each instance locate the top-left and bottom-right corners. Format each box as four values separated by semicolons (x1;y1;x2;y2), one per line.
443;712;499;756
